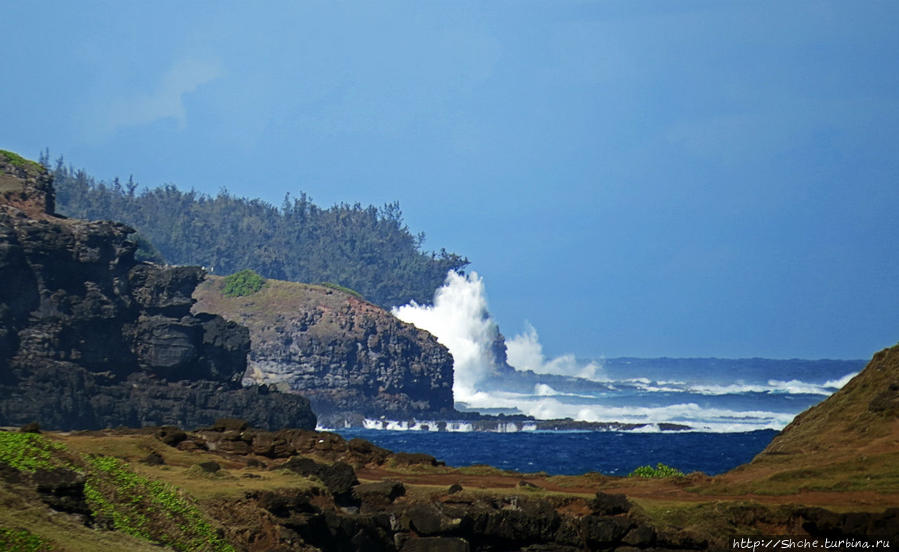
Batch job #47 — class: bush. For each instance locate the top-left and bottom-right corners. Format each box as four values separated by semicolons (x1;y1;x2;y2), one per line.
628;462;685;478
222;269;266;297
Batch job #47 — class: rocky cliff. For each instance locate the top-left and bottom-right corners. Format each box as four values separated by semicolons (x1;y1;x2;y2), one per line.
0;150;315;431
192;276;455;423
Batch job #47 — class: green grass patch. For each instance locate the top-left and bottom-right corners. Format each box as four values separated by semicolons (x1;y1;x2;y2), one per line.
84;455;234;552
222;269;266;297
629;463;685;478
0;150;42;172
318;282;364;299
0;528;54;552
0;432;69;473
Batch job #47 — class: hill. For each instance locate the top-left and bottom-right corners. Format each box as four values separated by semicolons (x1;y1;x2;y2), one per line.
706;343;899;496
192;274;455;424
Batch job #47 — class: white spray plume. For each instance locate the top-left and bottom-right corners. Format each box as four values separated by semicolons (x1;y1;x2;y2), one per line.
392;270;603;407
507;322;606;381
392;271;501;403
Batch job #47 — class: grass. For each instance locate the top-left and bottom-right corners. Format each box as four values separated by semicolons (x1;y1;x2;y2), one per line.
0;527;54;552
192;275;376;343
63;433;323;500
83;455;235;552
0;432;71;473
702;451;899;497
0;150;43;172
0;485;166;552
1;431;239;551
318;282;364;299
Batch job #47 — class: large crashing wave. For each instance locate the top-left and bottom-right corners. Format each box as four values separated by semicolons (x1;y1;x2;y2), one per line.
393;271;856;432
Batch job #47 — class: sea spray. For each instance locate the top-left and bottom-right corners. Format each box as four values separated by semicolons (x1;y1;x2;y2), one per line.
392;271;603;404
392;271;502;402
392;270;861;431
507;322;605;380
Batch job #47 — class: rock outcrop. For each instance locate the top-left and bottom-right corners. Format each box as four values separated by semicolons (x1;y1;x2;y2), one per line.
192;277;455;422
0;151;315;431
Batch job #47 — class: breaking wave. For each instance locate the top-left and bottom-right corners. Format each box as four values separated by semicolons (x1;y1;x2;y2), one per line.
393;271;855;432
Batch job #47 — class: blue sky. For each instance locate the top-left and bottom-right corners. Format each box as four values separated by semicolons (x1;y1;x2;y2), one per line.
2;1;897;359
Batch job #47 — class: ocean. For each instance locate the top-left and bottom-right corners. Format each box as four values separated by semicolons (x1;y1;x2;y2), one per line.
335;428;779;476
330;357;864;476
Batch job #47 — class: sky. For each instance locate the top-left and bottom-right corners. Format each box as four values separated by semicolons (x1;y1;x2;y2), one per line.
2;1;897;360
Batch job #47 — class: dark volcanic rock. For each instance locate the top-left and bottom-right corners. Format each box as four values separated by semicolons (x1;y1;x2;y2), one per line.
281;456;359;502
32;467;91;517
353;480;406;512
589;491;632;515
0;156;315;431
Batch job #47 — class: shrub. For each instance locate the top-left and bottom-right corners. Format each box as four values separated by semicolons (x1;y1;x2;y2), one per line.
628;462;685;478
222;269;266;297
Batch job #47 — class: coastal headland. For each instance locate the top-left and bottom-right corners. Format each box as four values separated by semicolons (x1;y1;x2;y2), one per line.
1;152;897;550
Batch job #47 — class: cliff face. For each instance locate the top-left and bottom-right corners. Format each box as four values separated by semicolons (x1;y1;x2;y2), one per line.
192;277;455;421
0;152;315;430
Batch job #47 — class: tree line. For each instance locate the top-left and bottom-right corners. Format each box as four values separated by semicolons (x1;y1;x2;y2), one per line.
44;153;467;308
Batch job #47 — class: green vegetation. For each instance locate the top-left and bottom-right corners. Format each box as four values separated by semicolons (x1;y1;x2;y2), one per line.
628;463;685;478
319;281;363;299
1;150;42;172
49;156;468;308
222;269;266;297
0;432;69;473
0;432;233;551
84;455;234;552
0;528;53;552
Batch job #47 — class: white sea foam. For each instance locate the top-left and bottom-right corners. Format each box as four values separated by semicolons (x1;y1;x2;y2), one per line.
391;270;849;433
685;373;858;396
459;393;796;431
824;372;858;388
359;419;536;433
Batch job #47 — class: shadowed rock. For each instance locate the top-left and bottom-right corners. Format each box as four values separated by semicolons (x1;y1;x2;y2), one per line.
0;154;316;431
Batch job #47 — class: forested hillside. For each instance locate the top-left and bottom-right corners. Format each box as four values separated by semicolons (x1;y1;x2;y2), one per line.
46;155;467;308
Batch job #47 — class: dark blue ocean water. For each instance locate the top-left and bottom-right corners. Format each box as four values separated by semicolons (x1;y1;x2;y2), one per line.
335;428;779;476
331;358;863;476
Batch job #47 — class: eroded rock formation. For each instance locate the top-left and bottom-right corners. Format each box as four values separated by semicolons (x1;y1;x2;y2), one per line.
193;277;456;423
0;152;315;430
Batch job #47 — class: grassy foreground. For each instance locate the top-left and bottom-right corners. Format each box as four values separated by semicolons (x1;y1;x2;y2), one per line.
1;345;898;550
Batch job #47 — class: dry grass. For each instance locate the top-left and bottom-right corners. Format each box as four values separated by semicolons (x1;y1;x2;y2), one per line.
0;486;172;552
59;432;324;501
